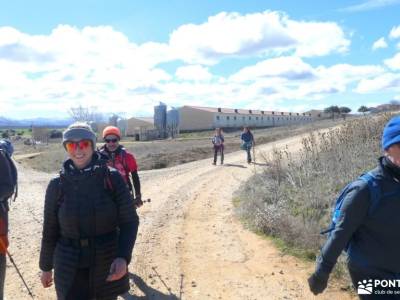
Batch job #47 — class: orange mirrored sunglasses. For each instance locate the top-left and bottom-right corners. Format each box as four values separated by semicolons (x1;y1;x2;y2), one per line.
65;140;92;153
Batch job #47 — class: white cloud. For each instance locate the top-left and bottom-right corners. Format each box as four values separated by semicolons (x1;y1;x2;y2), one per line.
230;56;315;82
384;53;400;69
169;11;349;64
0;17;395;118
355;73;400;93
372;37;388;50
389;25;400;39
286;20;349;57
175;65;213;81
230;57;383;100
0;25;176;117
342;0;400;12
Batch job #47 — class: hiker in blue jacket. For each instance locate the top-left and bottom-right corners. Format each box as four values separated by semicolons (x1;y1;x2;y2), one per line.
240;127;254;164
308;116;400;299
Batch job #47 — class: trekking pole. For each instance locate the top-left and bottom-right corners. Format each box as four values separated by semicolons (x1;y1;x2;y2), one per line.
0;240;34;299
133;198;151;208
252;143;256;164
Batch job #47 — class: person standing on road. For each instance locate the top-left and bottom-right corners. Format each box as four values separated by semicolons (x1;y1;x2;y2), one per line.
212;128;224;165
240;127;255;164
308;115;400;299
39;122;139;300
0;140;17;299
99;126;143;208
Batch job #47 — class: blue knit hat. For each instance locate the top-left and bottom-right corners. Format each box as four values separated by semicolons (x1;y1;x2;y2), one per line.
382;116;400;150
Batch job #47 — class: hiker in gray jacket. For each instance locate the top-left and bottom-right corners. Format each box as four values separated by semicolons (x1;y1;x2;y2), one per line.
309;115;400;299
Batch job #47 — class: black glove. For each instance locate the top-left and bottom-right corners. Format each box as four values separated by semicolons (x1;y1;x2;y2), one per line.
308;272;329;295
134;193;143;208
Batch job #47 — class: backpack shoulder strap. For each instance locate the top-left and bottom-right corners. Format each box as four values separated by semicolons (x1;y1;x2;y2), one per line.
56;172;65;208
359;172;381;216
119;148;133;189
120;148;129;170
320;182;354;235
0;149;18;201
8;156;17;201
103;166;115;193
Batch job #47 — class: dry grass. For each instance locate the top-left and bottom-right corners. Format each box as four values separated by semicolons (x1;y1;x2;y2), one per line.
235;114;392;267
13;118;347;173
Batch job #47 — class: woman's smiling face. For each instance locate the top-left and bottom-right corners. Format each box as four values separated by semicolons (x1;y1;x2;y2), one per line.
65;140;94;169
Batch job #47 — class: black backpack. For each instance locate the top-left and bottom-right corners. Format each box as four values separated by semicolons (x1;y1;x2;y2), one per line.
0;149;18;201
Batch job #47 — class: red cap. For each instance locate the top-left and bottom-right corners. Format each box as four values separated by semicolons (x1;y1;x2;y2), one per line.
102;126;121;139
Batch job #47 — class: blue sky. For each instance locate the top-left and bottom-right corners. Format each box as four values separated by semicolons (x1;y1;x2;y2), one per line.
0;0;400;118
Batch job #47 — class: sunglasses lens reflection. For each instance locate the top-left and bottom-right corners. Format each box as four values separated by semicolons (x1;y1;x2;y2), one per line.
65;142;77;153
65;140;91;152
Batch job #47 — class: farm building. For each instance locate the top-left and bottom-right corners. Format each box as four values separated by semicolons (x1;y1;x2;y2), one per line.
304;110;332;119
118;117;157;140
178;105;313;131
32;127;49;144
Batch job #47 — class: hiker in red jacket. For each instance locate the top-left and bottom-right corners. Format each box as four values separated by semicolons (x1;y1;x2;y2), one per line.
99;126;143;207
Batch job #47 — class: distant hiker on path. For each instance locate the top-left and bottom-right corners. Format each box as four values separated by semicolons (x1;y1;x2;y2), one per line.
99;126;143;208
212;128;224;165
240;127;255;164
39;122;139;300
0;140;17;299
308;115;400;299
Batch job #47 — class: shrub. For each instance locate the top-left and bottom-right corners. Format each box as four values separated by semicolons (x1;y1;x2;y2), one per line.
49;129;63;139
236;114;391;256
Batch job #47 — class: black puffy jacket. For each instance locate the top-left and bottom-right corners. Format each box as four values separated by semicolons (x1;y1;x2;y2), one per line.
39;153;139;299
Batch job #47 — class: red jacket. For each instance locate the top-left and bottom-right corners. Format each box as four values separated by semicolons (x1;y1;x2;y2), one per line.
99;146;138;184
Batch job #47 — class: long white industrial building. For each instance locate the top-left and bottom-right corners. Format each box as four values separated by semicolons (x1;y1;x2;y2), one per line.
178;105;313;131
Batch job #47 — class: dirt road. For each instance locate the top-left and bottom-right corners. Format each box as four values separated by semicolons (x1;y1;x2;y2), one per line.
6;133;355;299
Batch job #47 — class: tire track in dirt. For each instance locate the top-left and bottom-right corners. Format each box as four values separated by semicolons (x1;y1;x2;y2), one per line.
6;130;356;299
128;133;356;300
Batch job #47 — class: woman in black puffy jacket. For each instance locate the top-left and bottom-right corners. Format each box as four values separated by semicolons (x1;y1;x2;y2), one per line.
39;122;139;300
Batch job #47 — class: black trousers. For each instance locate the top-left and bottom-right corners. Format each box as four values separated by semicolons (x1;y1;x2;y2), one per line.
213;146;224;164
246;146;252;163
66;268;117;300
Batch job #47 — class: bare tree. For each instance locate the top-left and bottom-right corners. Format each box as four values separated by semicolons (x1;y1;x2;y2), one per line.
108;114;119;126
68;105;104;122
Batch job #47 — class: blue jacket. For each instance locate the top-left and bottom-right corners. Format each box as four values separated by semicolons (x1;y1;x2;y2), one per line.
240;132;254;143
316;157;400;275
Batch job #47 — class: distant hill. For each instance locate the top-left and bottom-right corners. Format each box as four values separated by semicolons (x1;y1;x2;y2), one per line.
0;116;72;127
369;103;400;113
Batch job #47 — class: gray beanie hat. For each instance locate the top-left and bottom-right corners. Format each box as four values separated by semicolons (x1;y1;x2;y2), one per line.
62;122;96;149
